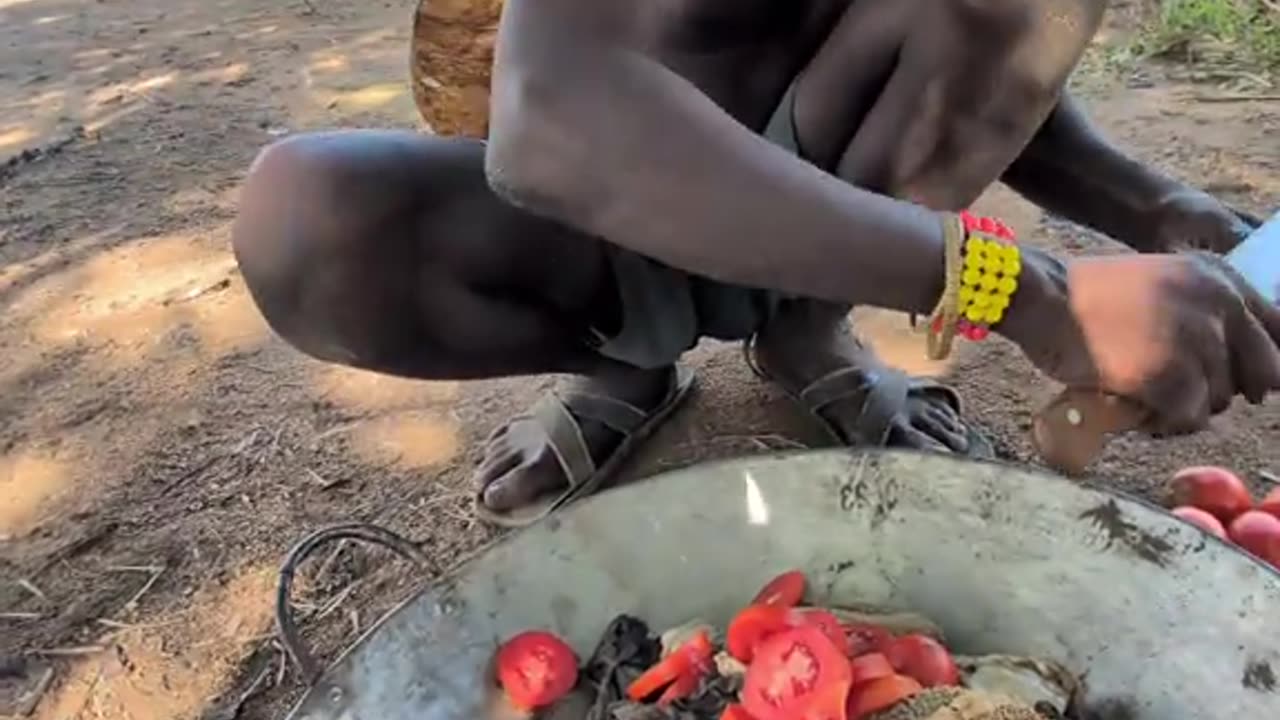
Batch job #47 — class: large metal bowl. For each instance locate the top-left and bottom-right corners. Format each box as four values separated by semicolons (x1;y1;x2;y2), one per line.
280;450;1280;719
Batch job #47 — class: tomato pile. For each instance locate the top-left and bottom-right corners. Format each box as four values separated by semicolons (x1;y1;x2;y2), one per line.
1166;466;1280;568
493;570;971;719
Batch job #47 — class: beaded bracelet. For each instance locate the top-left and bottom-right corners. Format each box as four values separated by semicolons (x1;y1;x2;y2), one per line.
923;211;1022;359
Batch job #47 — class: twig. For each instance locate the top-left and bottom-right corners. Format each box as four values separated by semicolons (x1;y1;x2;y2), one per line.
106;565;165;574
16;579;47;603
348;609;360;636
1259;0;1280;17
315;581;360;622
96;618;181;630
30;645;107;657
121;566;166;612
1260;471;1279;487
1192;93;1280;103
0;612;42;620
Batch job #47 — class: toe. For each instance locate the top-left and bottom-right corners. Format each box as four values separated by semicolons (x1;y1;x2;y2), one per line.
889;424;951;453
482;458;566;511
918;404;969;453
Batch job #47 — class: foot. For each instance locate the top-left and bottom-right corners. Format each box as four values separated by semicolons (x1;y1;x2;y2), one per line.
751;301;974;453
474;364;678;512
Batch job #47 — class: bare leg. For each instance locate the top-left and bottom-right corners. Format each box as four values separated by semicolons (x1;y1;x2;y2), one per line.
232;131;676;511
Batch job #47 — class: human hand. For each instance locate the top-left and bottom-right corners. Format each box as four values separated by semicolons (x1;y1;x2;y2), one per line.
1003;249;1280;435
1144;188;1258;254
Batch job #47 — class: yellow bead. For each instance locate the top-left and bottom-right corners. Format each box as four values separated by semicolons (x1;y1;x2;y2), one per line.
962;268;982;286
1002;259;1021;276
980;273;1000;292
966;238;986;256
958;286;975;303
964;253;984;271
984;307;1004;324
992;294;1010;311
965;305;986;323
1002;245;1021;262
984;255;1003;273
970;292;990;308
998;277;1018;295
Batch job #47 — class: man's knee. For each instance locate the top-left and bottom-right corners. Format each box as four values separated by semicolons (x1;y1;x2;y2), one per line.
232;135;369;363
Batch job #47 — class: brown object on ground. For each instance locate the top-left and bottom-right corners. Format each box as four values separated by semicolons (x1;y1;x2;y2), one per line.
1;1;1278;718
411;0;502;136
870;688;1042;720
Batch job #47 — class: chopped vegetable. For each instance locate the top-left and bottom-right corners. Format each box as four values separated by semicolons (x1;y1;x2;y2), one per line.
627;629;714;701
883;634;960;687
849;653;895;687
1171;506;1227;539
742;625;852;720
752;570;807;608
727;605;792;663
843;623;893;657
494;630;579;711
795;609;850;656
1260;487;1280;520
1228;510;1280;567
657;667;702;707
846;674;923;719
1170;466;1253;523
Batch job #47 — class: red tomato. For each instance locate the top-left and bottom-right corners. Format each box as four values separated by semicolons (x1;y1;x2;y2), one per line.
798;678;851;720
494;631;579;711
1259;487;1280;520
1171;506;1227;539
1228;510;1280;567
794;610;850;656
722;704;758;720
742;626;853;720
657;668;701;707
727;605;792;662
849;653;895;687
1170;466;1253;523
752;570;808;608
846;674;922;719
882;634;959;687
627;630;714;701
843;624;893;658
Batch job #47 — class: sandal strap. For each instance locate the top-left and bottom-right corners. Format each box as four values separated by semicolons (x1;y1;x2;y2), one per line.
800;366;910;446
530;380;670;489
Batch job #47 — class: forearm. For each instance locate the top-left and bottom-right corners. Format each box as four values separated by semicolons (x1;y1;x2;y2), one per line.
487;3;951;316
1002;92;1183;252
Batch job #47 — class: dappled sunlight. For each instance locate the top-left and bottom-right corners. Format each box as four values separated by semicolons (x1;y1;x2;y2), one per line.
342;411;462;472
0;0;40;9
0;448;71;540
188;61;251;86
0;124;35;152
851;308;961;379
318;82;409;110
31;12;68;25
310;364;460;413
32;563;278;720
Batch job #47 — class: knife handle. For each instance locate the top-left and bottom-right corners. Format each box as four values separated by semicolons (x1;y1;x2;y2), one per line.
1031;388;1148;476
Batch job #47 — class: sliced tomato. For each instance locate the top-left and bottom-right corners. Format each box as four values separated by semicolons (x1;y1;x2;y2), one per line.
727;604;792;662
657;668;701;707
494;630;579;711
627;630;714;701
742;625;852;720
849;653;895;687
722;704;758;720
843;623;893;658
799;678;851;720
882;634;959;687
794;610;849;656
752;570;807;608
846;674;922;719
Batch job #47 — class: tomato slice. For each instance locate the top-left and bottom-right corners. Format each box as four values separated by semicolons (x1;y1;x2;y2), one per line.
657;668;701;707
752;570;807;608
727;605;792;662
799;678;851;720
627;630;714;701
849;653;895;687
494;630;579;711
843;623;893;657
846;674;922;719
742;625;853;720
722;704;758;720
794;610;849;656
882;634;959;687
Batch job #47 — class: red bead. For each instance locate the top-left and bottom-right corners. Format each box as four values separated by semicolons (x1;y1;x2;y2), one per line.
994;220;1015;240
959;210;976;231
968;325;991;341
979;217;997;234
931;316;944;333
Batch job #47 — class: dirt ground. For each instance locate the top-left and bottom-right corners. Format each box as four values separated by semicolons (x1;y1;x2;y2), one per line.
0;0;1277;718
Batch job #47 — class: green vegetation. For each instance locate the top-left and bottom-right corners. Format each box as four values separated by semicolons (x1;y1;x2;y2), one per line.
1138;0;1280;71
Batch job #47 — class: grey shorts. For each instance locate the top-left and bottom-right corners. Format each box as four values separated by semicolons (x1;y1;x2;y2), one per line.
591;84;804;370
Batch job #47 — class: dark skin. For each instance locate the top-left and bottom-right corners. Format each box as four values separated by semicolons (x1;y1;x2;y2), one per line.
232;0;1280;513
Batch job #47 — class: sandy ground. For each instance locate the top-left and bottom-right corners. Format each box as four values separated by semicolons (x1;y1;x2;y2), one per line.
0;0;1277;718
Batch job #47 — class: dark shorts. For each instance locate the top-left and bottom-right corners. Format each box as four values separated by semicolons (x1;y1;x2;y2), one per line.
592;85;804;369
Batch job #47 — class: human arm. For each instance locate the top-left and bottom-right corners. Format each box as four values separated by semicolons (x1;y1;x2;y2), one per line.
1002;92;1255;253
484;0;959;315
